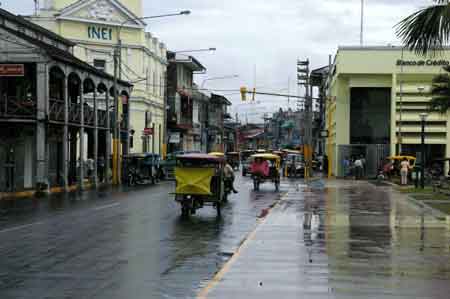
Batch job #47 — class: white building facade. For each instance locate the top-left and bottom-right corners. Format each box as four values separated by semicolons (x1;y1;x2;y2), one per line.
30;0;167;155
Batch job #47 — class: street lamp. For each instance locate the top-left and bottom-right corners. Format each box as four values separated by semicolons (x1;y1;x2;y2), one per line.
419;112;428;189
173;48;217;54
201;75;239;89
112;10;190;185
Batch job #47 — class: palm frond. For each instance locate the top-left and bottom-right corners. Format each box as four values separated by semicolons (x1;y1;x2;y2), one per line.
429;96;450;113
430;69;450;113
432;73;450;83
395;3;450;56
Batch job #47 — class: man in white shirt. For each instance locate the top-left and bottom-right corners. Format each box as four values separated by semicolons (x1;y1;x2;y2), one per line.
354;158;363;180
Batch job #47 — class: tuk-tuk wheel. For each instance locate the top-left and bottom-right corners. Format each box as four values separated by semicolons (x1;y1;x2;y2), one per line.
181;206;189;217
216;202;221;216
253;180;259;191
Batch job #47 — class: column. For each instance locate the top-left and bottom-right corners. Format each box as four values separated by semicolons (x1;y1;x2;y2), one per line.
159;123;162;155
446;110;450;176
390;73;397;157
152;123;155;153
93;87;98;187
63;75;69;191
79;81;85;190
105;90;111;184
36;62;48;190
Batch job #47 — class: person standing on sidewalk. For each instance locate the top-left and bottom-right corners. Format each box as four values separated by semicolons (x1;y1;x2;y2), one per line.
354;157;363;180
400;157;411;185
360;155;366;178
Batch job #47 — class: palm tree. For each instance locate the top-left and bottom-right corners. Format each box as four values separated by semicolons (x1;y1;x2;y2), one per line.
396;1;450;112
396;1;450;56
430;66;450;112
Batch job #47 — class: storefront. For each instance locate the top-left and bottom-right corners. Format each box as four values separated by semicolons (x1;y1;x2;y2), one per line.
326;46;450;177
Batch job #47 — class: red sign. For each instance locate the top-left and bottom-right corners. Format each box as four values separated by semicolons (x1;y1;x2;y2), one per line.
143;128;154;136
121;95;128;105
0;64;24;77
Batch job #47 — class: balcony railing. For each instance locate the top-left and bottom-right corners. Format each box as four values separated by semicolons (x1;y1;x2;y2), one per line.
0;96;36;118
69;103;81;123
84;105;95;126
98;110;108;128
49;99;65;122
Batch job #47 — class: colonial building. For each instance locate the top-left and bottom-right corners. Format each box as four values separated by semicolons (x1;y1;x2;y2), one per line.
0;8;131;194
207;94;232;152
29;0;167;155
166;51;206;153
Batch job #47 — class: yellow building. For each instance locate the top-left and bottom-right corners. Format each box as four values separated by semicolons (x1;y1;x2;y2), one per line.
326;46;450;176
30;0;167;155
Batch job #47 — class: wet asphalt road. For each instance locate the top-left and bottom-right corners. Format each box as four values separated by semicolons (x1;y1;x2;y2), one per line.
204;179;450;299
0;174;285;299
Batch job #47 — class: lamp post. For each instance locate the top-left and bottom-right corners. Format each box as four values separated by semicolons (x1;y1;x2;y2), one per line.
112;10;190;185
419;112;428;189
173;48;216;54
201;75;239;89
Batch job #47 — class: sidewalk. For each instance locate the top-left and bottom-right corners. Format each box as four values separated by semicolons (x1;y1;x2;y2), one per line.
199;179;450;299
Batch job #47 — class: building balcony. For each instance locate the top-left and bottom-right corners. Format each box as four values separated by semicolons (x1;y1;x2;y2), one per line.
49;99;64;122
0;96;36;119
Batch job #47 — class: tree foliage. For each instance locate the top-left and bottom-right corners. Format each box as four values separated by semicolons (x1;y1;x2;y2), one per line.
396;1;450;56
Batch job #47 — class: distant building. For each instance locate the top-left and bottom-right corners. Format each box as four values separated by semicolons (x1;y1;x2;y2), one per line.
267;108;305;149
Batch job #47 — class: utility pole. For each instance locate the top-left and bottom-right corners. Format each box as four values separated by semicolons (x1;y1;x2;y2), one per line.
297;59;312;178
112;45;120;185
360;0;364;46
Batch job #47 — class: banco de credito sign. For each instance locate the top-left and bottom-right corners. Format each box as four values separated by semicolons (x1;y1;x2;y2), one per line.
396;59;450;67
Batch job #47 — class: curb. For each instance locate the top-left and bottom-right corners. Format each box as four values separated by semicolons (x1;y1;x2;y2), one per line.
0;182;104;201
197;191;288;299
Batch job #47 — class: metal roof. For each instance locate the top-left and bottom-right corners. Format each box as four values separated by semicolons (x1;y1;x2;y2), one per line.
0;8;76;47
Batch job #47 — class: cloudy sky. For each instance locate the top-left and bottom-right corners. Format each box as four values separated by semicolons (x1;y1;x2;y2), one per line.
2;0;432;122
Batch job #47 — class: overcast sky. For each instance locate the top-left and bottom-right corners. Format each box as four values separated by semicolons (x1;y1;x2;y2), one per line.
2;0;432;122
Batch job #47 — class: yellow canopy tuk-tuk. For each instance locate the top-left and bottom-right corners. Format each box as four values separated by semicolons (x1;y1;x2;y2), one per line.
174;154;227;217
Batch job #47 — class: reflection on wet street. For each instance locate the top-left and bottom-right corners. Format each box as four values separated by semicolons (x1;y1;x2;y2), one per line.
160;174;287;298
0;177;449;298
0;174;284;299
206;179;450;299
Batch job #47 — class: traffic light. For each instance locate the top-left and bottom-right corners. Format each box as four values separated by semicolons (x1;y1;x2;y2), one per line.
297;59;310;86
240;86;247;101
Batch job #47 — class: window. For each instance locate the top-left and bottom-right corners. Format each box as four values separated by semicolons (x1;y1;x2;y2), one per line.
153;71;157;95
145;110;152;128
93;59;106;72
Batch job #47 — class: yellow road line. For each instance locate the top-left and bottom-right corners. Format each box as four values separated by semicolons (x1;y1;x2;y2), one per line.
197;191;288;299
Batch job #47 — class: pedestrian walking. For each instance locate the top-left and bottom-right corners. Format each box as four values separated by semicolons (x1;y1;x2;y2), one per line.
354;157;363;180
323;155;329;175
400;157;411;185
86;158;95;181
224;161;238;193
98;156;105;183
